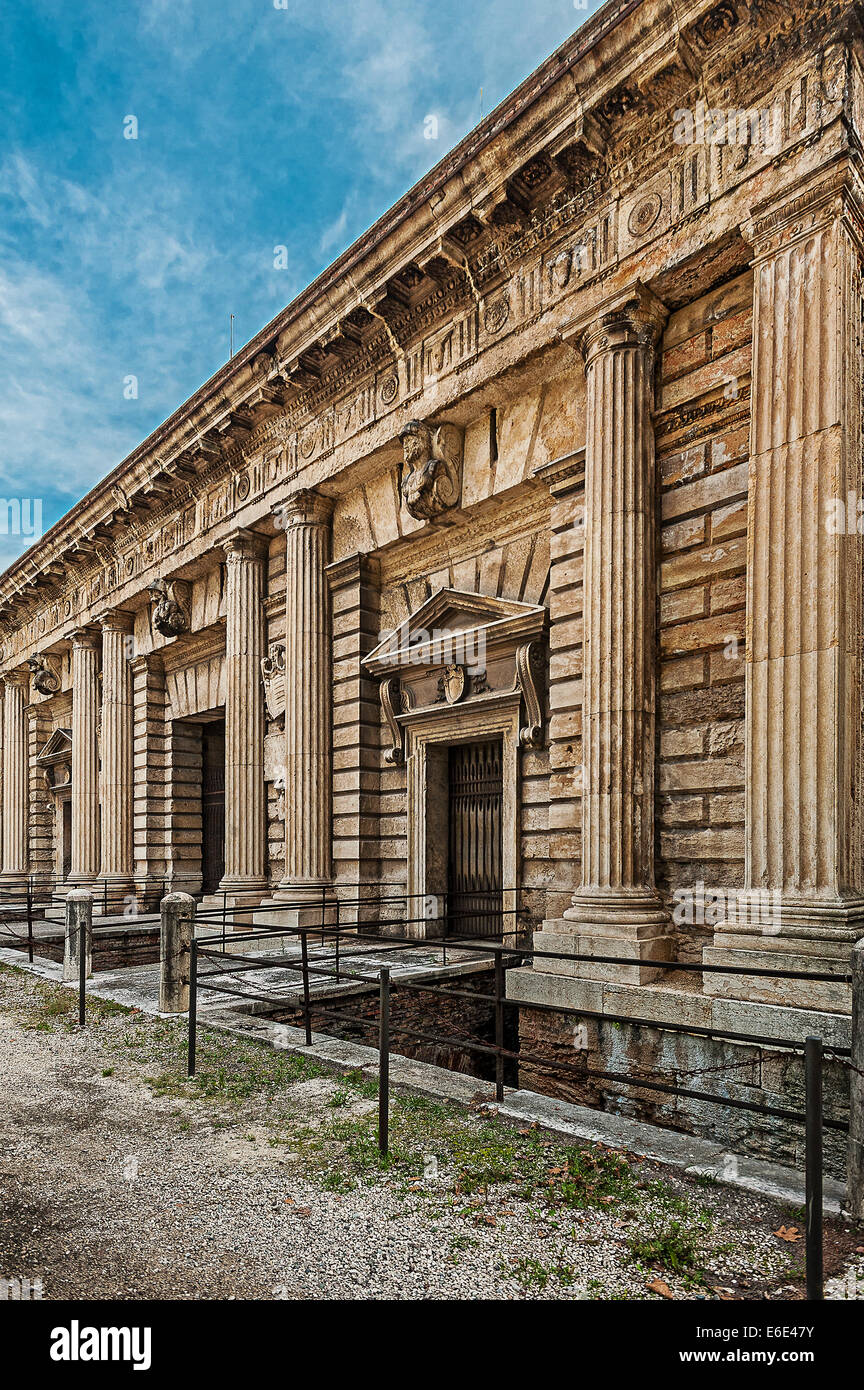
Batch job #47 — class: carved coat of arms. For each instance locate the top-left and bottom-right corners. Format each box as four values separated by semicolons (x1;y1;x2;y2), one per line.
441;663;466;704
261;642;286;722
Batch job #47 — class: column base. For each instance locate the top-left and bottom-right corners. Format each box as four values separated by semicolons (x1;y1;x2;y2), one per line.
541;889;674;985
255;880;335;931
0;871;30;895
202;882;271;930
702;895;864;1012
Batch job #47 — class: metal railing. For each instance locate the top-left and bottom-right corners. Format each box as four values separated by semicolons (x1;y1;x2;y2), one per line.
185;900;856;1300
0;875;172;963
7;880;856;1300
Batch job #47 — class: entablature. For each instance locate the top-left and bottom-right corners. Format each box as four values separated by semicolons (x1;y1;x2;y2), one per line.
0;0;857;674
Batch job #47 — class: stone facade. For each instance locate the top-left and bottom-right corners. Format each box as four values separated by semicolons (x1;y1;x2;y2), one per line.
1;0;863;1131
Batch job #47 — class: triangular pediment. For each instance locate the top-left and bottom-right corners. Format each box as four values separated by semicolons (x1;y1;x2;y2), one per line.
36;727;72;764
364;588;546;675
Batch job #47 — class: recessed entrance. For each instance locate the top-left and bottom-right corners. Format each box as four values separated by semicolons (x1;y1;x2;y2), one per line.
447;739;503;937
61;799;72;881
201;720;226;895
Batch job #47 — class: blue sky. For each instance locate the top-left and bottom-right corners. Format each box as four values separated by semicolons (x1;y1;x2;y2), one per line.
0;0;601;571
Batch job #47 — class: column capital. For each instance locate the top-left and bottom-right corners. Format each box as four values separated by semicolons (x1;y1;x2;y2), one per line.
1;666;30;689
98;608;135;634
64;625;101;650
273;489;335;532
562;280;668;365
223;528;269;561
741;159;864;261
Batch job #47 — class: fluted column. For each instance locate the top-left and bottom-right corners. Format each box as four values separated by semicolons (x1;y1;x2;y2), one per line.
274;490;334;896
98;611;134;893
68;628;101;885
1;669;30;881
561;283;671;981
219;531;269;896
705;167;864;1005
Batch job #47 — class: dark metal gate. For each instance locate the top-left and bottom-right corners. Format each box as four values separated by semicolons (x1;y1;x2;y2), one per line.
447;739;503;937
62;800;72;880
201;722;225;895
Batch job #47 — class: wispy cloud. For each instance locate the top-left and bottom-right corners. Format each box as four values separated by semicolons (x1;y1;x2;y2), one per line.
0;0;601;577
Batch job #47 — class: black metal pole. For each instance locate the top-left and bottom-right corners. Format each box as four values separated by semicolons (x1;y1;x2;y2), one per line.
300;929;312;1046
78;914;86;1028
379;966;390;1157
494;948;505;1102
335;895;340;983
26;878;33;965
805;1035;823;1301
187;939;197;1077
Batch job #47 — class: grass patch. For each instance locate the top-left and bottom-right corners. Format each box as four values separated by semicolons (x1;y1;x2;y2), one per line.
630;1218;700;1272
291;1090;635;1212
1;970;134;1033
510;1256;580;1290
143;1029;325;1104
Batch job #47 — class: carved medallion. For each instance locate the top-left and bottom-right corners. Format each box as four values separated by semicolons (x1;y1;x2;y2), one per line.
483;295;510;334
628;192;663;237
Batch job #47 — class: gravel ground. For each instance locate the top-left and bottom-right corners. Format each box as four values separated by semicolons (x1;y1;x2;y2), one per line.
1;962;861;1302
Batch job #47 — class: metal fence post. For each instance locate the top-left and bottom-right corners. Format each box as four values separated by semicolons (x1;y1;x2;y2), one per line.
187;938;198;1077
26;878;33;965
300;928;312;1046
805;1035;823;1301
494;948;505;1103
847;939;864;1220
379;966;390;1157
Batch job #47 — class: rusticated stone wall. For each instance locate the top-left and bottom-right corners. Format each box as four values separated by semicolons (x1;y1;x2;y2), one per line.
518;1005;849;1178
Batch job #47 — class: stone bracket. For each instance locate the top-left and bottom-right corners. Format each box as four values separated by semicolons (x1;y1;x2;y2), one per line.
516;640;545;749
380;677;405;764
